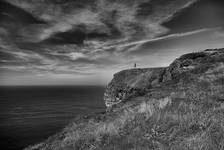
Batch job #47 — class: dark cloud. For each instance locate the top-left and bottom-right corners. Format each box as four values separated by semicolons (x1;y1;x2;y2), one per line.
5;0;198;43
42;28;87;45
0;1;45;24
41;26;112;45
162;0;224;34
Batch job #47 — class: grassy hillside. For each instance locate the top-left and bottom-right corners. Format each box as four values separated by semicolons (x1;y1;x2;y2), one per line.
26;49;224;150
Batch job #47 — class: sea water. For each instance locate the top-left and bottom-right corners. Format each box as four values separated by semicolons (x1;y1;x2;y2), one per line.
0;86;105;150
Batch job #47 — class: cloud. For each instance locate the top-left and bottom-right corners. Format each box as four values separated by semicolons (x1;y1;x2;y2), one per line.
119;28;220;53
1;0;224;85
213;29;224;38
5;0;199;44
2;0;200;48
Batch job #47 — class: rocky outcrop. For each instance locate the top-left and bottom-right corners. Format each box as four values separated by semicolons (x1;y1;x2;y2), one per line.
26;48;224;150
104;48;224;107
104;68;165;107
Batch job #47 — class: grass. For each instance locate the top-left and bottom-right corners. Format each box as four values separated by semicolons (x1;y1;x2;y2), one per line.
26;50;224;150
27;81;224;150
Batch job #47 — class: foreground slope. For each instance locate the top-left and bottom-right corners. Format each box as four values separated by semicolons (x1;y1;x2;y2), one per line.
26;49;224;150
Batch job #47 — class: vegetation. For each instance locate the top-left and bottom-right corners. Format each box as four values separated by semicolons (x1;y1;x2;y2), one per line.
26;49;224;150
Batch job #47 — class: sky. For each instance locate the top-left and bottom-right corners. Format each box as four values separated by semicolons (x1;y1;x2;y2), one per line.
0;0;224;85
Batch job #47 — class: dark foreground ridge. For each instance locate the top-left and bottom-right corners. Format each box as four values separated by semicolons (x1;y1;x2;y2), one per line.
26;49;224;150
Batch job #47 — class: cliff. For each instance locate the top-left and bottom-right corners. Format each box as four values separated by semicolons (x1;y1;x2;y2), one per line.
104;49;224;108
26;49;224;150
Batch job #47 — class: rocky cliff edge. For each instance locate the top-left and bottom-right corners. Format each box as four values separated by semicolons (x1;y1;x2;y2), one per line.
26;49;224;150
104;49;224;108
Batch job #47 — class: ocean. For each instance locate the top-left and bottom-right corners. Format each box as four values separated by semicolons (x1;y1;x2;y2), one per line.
0;86;106;150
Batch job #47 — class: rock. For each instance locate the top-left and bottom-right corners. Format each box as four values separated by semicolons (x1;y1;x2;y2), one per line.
25;48;224;150
104;68;165;107
104;48;224;107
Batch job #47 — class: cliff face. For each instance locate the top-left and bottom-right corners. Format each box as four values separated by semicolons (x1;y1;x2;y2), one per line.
104;49;224;108
26;49;224;150
104;68;164;107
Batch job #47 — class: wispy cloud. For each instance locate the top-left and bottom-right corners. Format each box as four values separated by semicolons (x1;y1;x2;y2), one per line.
6;0;199;43
119;28;221;52
1;0;224;85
